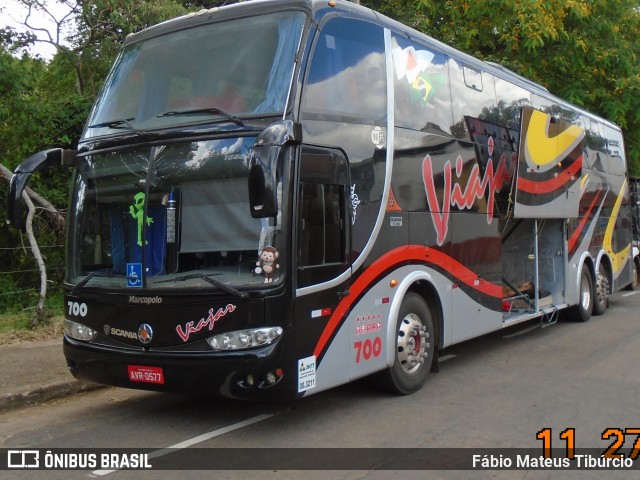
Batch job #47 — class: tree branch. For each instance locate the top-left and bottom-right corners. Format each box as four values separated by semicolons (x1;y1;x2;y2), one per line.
21;190;48;327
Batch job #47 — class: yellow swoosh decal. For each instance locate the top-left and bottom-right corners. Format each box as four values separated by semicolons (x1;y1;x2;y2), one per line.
525;110;585;168
603;178;631;273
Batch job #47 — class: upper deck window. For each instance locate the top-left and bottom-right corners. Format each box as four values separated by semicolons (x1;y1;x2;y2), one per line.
84;11;304;139
301;18;386;125
391;35;452;135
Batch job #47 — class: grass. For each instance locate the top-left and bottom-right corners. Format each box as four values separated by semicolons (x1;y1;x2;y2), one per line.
0;309;64;346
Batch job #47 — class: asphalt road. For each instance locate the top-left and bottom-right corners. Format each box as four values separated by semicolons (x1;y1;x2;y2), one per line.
2;289;640;479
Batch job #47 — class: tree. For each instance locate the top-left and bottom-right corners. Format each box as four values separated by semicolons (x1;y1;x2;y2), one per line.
0;45;70;324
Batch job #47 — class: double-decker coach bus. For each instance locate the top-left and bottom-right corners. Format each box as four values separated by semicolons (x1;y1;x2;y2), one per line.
7;0;635;400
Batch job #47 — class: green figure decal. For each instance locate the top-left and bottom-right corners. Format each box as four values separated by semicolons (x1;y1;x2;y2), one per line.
129;192;154;246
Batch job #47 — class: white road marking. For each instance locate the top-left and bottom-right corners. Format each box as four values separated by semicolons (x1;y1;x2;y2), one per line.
91;413;273;476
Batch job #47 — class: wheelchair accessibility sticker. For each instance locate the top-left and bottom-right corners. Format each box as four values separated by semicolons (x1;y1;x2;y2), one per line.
127;263;143;288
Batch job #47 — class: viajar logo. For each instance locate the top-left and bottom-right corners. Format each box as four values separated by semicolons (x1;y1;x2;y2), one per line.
422;148;515;245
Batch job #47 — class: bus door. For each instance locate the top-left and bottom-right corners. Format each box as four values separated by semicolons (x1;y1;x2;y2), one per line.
294;146;352;391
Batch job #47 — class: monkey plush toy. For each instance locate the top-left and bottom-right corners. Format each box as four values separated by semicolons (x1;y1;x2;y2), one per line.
255;246;279;283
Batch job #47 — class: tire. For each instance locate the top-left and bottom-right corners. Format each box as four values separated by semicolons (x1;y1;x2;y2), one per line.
371;293;435;395
592;265;609;316
566;268;594;322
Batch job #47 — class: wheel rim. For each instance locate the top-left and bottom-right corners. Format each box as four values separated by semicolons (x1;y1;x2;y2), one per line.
580;274;591;311
397;313;430;375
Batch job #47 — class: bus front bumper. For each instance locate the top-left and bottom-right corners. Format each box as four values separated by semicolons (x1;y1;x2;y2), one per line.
63;336;295;400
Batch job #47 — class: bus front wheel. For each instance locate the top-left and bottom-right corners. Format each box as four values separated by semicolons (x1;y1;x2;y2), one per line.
372;293;434;395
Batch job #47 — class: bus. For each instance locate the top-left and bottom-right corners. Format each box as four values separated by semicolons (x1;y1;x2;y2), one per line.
7;0;636;400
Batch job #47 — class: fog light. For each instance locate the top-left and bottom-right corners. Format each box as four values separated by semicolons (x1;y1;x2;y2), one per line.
260;369;283;388
64;319;97;341
265;372;277;385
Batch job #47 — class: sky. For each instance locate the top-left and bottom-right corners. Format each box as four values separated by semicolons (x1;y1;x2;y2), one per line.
2;0;75;59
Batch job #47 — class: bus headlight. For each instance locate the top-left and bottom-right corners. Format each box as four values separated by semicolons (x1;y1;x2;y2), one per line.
207;327;283;351
64;319;97;341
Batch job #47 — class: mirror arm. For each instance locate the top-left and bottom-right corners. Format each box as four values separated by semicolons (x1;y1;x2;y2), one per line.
249;121;301;218
6;148;76;230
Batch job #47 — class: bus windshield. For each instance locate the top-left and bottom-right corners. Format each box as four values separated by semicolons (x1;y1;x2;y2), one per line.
66;138;286;291
83;10;305;139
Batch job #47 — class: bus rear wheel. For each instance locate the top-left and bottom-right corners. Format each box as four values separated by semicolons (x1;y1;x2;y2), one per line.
372;293;434;395
593;265;609;316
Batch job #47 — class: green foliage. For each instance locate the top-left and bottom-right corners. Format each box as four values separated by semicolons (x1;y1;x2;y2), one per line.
0;46;72;318
0;275;22;313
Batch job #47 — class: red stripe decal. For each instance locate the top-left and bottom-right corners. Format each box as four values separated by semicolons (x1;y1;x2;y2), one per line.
312;245;501;358
517;155;582;195
568;190;602;253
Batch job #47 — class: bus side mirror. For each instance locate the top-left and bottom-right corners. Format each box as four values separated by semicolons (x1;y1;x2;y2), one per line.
249;120;301;218
7;148;76;230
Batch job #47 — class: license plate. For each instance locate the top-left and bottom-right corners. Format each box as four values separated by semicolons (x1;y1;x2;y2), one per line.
127;365;164;385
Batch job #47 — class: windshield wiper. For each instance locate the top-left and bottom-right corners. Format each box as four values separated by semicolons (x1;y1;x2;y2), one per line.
88;117;141;132
87;117;162;140
156;107;244;127
70;271;128;295
155;273;248;299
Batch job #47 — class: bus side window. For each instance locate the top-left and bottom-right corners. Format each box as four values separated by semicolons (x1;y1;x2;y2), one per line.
297;147;350;288
391;35;453;135
299;183;344;266
450;60;497;141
